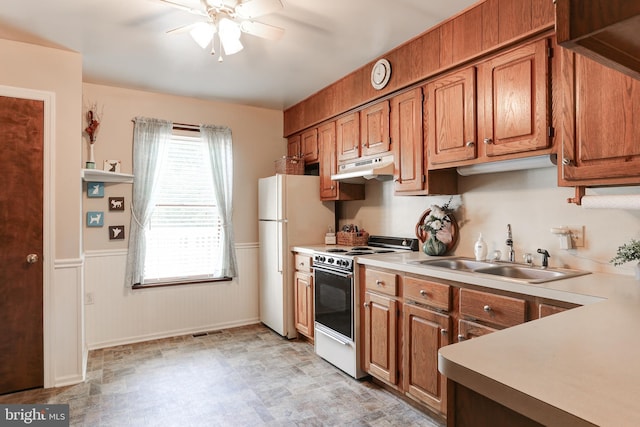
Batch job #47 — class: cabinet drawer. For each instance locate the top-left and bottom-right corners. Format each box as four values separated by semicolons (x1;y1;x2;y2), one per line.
458;319;497;342
294;254;313;272
365;268;398;296
404;276;451;311
459;288;525;328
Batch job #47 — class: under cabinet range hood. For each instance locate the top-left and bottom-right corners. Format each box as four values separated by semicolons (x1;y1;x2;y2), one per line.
456;154;557;176
331;154;395;183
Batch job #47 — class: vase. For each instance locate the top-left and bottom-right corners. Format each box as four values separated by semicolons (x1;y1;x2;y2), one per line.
86;143;96;169
423;235;448;256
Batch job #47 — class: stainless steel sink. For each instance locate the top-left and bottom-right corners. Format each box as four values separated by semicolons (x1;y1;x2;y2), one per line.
411;257;590;284
474;265;589;283
412;258;498;271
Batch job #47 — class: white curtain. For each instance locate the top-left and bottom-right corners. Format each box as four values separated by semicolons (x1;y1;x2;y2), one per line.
201;124;238;278
125;117;173;286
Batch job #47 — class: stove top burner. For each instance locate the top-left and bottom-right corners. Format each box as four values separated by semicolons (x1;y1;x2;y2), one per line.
345;250;374;256
326;248;348;253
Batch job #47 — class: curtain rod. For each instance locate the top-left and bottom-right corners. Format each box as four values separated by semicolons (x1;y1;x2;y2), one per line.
130;119;200;132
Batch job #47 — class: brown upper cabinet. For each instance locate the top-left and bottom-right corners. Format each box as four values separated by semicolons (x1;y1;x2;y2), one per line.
300;128;319;163
427;37;552;168
559;50;640;187
360;100;391;158
287;134;301;159
556;0;640;81
336;112;360;162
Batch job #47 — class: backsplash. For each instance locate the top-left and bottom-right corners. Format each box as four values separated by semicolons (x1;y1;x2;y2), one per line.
338;167;640;277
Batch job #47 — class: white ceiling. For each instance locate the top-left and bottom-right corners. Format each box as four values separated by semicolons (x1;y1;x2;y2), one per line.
0;0;478;110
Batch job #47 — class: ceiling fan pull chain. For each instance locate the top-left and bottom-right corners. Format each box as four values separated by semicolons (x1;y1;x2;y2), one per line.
218;35;224;62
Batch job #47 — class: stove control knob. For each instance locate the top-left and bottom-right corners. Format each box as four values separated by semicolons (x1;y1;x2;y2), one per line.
327;258;334;264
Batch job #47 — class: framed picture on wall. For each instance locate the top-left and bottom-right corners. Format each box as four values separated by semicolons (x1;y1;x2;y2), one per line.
86;211;104;227
109;225;125;240
109;197;125;211
103;160;121;173
87;182;104;198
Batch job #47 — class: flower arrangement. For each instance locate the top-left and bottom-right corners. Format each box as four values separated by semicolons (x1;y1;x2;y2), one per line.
420;197;455;256
84;105;102;144
610;239;640;266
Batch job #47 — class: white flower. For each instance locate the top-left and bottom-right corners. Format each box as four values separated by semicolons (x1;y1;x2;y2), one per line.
430;205;446;219
428;219;442;231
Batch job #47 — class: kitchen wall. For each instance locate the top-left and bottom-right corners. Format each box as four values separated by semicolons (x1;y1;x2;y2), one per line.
339;167;640;277
82;83;285;349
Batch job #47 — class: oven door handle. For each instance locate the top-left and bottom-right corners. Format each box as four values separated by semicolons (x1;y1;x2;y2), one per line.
314;267;353;279
316;324;352;346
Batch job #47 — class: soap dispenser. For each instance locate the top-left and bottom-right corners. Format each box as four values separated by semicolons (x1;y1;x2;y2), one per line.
474;233;488;261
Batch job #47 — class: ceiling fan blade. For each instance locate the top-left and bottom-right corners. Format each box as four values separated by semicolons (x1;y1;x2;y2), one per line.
158;0;208;17
240;20;284;40
166;22;202;35
235;0;283;19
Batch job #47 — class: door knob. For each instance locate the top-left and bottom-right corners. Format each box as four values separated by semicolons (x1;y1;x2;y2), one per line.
26;254;39;264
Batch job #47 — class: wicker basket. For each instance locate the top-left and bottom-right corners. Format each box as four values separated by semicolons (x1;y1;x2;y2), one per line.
275;156;304;175
336;231;369;246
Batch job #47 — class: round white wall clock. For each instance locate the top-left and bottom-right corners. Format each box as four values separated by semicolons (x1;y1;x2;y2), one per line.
371;58;391;90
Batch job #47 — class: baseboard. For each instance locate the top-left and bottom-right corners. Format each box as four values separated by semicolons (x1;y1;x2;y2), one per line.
87;318;260;350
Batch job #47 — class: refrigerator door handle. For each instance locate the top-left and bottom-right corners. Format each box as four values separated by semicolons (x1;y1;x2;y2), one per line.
277;221;283;273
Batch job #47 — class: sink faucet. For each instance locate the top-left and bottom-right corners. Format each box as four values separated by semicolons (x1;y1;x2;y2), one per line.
506;224;515;262
537;248;551;268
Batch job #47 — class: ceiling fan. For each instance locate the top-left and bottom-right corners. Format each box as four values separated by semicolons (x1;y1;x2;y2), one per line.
159;0;285;60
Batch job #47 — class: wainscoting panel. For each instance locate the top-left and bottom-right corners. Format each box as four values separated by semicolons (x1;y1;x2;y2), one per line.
84;243;260;349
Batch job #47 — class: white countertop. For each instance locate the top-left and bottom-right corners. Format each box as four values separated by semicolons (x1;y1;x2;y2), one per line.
352;251;640;426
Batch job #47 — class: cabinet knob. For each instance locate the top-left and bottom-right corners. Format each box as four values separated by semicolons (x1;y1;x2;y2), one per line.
363;302;370;308
483;138;493;145
562;158;572;166
440;329;447;335
483;305;492;312
330;185;335;190
466;141;475;147
375;280;384;287
419;289;428;297
457;334;465;342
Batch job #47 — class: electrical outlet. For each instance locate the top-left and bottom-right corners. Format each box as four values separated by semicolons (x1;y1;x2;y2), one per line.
85;292;95;305
568;226;585;247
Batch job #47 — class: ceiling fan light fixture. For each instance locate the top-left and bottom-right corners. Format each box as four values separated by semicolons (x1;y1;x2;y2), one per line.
189;22;215;49
219;18;244;55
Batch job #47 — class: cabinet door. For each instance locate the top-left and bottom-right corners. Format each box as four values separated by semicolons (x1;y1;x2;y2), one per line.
301;128;319;163
403;303;450;415
426;67;477;166
361;100;390;157
364;291;398;385
287;134;301;158
336;112;360;161
392;88;425;193
318;122;338;200
560;52;640;185
294;271;314;338
478;38;550;157
458;319;497;342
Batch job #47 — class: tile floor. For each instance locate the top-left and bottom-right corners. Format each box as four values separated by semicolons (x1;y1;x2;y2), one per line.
0;324;444;426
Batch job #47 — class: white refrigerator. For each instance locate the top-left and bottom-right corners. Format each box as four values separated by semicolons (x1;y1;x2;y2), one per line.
258;174;335;338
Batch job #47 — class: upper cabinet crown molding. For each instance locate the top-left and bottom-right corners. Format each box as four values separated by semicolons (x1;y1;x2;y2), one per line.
555;0;640;81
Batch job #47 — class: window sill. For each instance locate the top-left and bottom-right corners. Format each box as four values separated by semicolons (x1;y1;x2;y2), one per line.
132;276;232;289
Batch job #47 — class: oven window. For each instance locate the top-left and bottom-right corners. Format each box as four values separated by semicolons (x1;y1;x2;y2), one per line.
314;268;353;340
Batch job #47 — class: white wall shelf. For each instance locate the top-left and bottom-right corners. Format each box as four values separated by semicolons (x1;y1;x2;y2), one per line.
81;169;134;184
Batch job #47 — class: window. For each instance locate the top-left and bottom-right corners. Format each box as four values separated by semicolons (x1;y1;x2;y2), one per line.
142;134;223;284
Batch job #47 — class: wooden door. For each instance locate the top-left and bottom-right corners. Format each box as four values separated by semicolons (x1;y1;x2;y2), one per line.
0;95;44;394
318;122;338;200
294;272;314;338
360;100;390;157
287;134;301;159
478;38;550;157
426;67;477;166
336;112;360;162
300;128;319;163
403;303;450;415
363;291;398;385
560;52;640;185
391;88;424;193
458;319;497;342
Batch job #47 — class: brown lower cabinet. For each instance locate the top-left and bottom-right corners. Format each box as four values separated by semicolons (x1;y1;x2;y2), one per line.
360;265;580;421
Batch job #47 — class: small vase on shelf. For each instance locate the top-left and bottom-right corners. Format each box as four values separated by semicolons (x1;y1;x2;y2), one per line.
86;143;96;169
